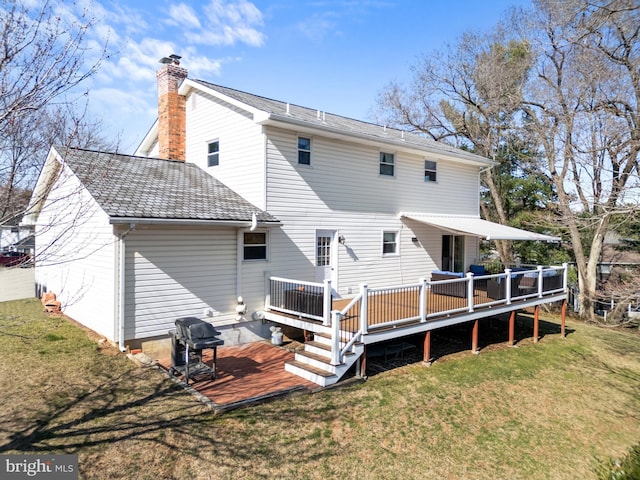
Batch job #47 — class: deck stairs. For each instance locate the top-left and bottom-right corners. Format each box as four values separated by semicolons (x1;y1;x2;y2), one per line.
284;331;364;387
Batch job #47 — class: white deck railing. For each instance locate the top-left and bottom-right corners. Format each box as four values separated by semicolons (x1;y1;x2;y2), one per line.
268;264;569;365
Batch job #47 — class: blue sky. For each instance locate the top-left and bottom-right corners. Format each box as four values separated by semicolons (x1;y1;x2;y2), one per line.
78;0;532;152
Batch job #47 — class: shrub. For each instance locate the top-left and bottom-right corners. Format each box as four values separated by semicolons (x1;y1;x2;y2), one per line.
596;443;640;480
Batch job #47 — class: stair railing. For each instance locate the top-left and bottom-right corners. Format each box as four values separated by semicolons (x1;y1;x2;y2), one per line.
330;287;365;366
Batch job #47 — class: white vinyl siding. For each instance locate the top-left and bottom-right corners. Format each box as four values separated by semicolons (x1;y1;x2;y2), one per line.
185;91;266;209
123;226;238;340
264;126;480;294
34;164;116;340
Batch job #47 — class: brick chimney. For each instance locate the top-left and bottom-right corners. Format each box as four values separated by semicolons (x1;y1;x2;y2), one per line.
157;54;188;161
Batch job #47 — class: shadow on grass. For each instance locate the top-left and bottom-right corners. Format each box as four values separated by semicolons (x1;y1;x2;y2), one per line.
0;366;345;472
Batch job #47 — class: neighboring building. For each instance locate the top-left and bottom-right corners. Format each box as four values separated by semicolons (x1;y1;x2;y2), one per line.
0;215;34;254
25;57;557;354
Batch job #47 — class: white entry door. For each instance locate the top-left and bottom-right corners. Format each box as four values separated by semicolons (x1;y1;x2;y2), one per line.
315;230;337;286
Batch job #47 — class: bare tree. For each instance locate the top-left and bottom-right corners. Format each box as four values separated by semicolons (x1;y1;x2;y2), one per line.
514;0;640;321
374;29;555;265
0;0;108;226
375;0;640;321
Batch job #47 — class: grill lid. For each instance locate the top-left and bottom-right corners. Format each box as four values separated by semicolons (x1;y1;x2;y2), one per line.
175;317;221;341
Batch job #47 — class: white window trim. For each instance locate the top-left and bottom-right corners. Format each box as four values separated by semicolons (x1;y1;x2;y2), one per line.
297;135;312;166
381;230;400;257
242;229;269;262
424;159;437;183
379;151;396;177
207;139;220;167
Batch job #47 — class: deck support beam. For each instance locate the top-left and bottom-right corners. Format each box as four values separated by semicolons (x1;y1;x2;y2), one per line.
358;345;367;377
472;319;479;354
423;331;431;364
508;311;516;346
561;299;567;338
533;305;540;343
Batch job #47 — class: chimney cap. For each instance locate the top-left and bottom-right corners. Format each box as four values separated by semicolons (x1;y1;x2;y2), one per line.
159;54;182;65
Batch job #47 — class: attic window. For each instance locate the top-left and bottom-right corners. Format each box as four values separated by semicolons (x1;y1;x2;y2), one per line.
379;152;395;176
298;137;311;165
207;140;219;167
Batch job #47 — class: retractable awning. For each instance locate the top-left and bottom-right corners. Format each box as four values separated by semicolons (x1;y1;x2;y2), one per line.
401;214;561;242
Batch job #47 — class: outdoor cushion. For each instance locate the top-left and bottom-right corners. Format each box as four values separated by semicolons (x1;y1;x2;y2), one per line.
431;270;464;278
469;265;486;275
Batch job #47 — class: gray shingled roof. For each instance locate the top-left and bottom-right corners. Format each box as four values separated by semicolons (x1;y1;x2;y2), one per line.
56;147;279;224
191;80;493;166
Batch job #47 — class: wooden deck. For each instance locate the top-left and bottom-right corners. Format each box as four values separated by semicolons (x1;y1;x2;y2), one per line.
333;288;508;333
265;270;568;385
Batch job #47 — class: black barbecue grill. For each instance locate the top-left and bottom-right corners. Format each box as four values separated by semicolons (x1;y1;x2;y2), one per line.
169;317;224;384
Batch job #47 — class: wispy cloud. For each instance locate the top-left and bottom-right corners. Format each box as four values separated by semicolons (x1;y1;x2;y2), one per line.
185;0;266;46
295;0;394;42
166;3;202;30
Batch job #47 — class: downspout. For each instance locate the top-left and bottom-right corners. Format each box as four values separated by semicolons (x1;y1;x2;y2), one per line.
117;224;135;352
236;213;258;300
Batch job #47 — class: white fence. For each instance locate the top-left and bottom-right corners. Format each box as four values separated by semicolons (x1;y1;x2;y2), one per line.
0;267;35;302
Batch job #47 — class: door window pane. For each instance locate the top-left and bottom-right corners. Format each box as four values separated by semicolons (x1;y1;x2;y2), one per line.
316;236;331;266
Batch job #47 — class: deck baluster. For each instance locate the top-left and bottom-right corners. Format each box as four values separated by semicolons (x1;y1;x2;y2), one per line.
466;272;475;312
419;278;427;322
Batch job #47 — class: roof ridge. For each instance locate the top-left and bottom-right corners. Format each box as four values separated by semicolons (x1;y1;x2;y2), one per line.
190;79;409;134
53;145;191;165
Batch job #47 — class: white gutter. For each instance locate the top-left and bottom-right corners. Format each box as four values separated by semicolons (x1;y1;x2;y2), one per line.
109;217;281;227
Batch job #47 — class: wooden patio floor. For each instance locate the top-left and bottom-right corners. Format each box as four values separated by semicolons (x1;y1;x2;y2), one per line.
155;341;316;410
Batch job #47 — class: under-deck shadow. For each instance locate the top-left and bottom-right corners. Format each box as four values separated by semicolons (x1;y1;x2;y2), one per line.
363;312;572;377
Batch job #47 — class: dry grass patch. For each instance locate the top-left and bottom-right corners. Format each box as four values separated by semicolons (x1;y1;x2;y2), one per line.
1;299;639;479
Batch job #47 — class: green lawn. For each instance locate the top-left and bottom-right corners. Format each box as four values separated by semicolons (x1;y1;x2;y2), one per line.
1;298;639;479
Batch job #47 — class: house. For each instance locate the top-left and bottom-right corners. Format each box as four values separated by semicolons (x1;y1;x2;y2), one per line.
25;56;564;384
0;214;34;255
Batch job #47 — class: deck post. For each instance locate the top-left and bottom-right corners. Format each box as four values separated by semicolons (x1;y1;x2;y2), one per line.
264;271;272;310
561;299;567;338
323;279;332;326
358;345;367;377
504;268;512;305
330;310;341;365
466;272;475;312
533;305;540;343
508;310;516;346
360;283;369;335
537;265;544;297
424;330;432;364
419;277;427;322
472;319;479;354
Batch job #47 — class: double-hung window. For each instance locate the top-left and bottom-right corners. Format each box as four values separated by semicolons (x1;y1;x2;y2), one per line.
379;152;395;176
424;160;437;182
382;231;398;255
298;137;311;165
207;140;219;167
243;232;267;260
